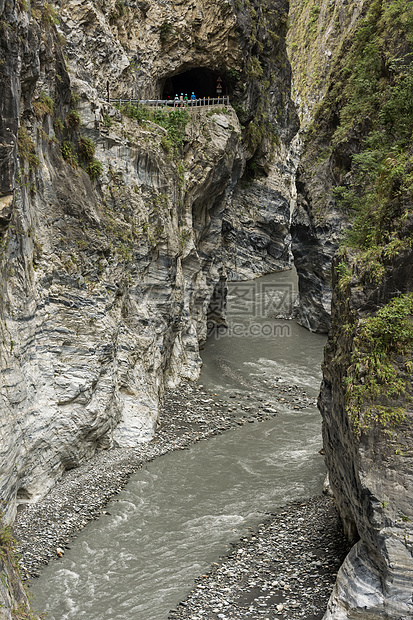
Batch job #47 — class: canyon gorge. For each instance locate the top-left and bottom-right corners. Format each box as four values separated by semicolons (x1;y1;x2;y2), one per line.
0;0;412;618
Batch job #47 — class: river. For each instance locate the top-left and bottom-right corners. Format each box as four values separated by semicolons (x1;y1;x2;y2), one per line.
29;269;327;620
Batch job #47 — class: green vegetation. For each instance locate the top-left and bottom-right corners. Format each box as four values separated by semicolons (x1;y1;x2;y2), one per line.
309;3;320;25
17;127;39;168
325;0;413;260
0;515;45;619
33;92;54;118
77;137;102;180
115;103;190;153
310;1;413;439
102;114;112;128
109;0;126;23
159;20;174;43
53;117;64;133
60;137;102;180
61;140;78;168
246;116;265;153
246;57;263;79
17;0;28;12
66;109;81;130
226;68;241;84
78;136;96;160
0;521;14;552
86;158;103;181
179;228;191;250
41;1;59;27
346;294;413;437
205;107;231;118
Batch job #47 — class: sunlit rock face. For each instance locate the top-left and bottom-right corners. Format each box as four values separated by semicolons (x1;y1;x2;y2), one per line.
0;0;297;528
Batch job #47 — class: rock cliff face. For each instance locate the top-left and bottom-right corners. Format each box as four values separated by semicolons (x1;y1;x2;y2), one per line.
320;248;413;620
288;0;368;332
0;0;297;541
222;138;298;281
291;0;413;617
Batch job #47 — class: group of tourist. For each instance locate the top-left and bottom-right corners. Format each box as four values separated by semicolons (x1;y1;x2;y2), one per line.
174;92;196;102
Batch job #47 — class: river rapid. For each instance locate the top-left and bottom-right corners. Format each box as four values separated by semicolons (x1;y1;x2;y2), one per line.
29;269;327;620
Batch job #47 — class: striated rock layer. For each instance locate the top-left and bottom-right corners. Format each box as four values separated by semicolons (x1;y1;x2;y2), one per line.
291;0;413;617
288;0;368;332
0;0;298;538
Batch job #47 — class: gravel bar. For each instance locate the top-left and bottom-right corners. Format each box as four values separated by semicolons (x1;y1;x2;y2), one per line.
168;496;350;620
13;379;349;620
13;380;286;578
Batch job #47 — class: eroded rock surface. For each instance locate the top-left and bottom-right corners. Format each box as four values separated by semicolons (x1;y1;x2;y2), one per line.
320;251;413;620
288;0;366;332
0;0;297;533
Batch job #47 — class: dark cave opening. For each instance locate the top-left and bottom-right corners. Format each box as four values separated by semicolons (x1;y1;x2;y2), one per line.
162;67;227;99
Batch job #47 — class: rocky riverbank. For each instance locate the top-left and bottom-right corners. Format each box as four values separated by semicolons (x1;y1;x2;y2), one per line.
13;379;289;578
13;379;348;619
169;496;349;620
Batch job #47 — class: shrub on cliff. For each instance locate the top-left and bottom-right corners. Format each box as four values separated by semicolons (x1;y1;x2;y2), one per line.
0;516;44;619
317;0;413;438
328;0;413;266
115;103;190;153
346;293;413;437
17;127;40;168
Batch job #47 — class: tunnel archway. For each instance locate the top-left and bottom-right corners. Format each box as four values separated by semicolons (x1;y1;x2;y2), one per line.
162;67;227;99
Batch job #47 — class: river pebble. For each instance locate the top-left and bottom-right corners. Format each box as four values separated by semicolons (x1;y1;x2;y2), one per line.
168;496;350;620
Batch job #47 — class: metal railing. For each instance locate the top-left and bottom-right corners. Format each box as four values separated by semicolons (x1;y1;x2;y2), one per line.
109;97;230;108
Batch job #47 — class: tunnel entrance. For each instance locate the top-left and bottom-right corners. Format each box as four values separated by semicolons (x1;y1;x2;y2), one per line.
162;68;227;100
